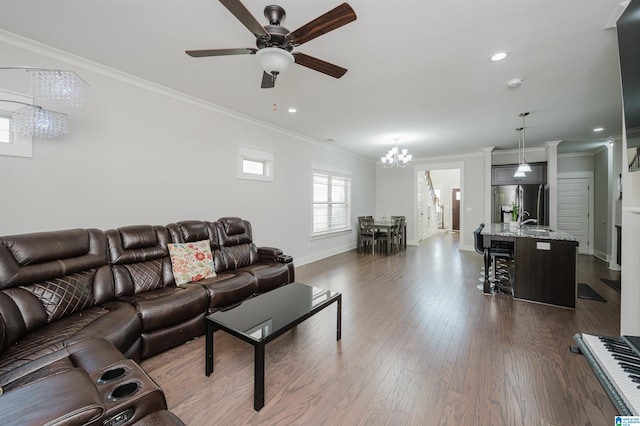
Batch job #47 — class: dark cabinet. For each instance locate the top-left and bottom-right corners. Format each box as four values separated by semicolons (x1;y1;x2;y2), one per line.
492;162;547;185
514;237;577;308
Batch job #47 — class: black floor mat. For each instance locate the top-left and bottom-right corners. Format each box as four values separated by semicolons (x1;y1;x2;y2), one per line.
600;278;621;294
578;283;607;302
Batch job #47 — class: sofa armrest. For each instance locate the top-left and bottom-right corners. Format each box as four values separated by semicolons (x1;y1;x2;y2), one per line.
257;246;282;262
0;368;104;426
257;247;293;264
275;255;293;264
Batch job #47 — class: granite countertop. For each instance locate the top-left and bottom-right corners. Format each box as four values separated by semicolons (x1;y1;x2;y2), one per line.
481;223;579;242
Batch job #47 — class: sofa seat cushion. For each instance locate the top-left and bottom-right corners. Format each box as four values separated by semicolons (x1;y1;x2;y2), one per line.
188;271;257;310
237;262;291;293
120;285;208;332
0;302;140;377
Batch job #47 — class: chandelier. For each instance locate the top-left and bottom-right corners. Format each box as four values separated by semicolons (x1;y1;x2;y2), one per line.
381;138;412;168
513;112;532;177
0;67;88;139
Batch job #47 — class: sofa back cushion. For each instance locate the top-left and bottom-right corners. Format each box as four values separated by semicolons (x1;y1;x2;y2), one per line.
214;217;259;272
167;220;225;272
106;225;174;296
0;229;110;352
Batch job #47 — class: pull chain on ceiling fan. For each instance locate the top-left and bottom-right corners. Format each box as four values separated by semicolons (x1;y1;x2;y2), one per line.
185;1;357;88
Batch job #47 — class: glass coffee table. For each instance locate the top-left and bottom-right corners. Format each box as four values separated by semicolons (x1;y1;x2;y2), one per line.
205;282;342;411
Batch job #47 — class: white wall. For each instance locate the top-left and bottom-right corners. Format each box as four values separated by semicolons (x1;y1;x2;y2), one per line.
0;34;376;266
558;152;595;173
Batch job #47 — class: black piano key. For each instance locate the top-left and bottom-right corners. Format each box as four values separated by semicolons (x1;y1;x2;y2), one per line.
620;362;640;375
614;354;640;365
606;344;637;357
603;339;632;349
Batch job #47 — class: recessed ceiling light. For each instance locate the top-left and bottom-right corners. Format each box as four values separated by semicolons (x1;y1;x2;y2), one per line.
593;127;605;132
288;108;297;113
490;52;508;62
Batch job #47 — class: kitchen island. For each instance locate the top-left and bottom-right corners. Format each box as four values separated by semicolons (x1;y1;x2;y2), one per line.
481;223;580;308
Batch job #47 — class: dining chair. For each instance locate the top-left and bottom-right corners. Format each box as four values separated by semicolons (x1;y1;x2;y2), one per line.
391;216;406;251
358;217;377;254
387;216;406;253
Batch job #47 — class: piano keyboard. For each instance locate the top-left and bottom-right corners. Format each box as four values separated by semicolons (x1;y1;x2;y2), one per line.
574;333;640;416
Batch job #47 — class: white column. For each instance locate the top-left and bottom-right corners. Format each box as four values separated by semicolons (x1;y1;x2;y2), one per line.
544;141;561;229
482;146;495;224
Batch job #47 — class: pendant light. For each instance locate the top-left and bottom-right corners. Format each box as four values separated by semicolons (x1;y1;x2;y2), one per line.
515;112;532;174
513;127;526;178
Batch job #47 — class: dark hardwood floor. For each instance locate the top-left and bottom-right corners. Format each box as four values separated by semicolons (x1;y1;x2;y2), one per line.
141;231;622;425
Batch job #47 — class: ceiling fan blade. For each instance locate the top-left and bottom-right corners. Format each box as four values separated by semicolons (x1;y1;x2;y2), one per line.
219;0;270;39
293;52;347;79
288;3;357;46
185;48;257;57
261;71;276;89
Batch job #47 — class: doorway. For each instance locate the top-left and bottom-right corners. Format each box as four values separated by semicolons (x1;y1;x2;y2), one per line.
415;166;462;241
452;188;460;231
557;176;593;255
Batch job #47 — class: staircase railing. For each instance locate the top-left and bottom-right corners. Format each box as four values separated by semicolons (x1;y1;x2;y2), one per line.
424;171;445;229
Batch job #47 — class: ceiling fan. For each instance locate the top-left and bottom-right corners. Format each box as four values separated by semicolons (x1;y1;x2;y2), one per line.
186;1;357;88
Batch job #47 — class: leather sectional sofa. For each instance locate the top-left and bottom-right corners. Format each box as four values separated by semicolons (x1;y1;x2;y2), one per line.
0;217;294;425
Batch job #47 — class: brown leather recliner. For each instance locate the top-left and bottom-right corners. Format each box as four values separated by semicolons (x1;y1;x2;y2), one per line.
106;225;209;359
167;220;258;311
214;217;294;294
0;229;142;375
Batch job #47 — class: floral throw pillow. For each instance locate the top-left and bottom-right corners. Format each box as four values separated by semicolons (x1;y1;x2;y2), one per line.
168;240;216;285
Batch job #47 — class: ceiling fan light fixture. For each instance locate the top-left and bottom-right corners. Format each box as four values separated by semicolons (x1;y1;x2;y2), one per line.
256;47;294;76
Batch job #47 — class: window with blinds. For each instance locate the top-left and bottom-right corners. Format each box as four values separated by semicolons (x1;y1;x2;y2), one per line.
312;168;351;237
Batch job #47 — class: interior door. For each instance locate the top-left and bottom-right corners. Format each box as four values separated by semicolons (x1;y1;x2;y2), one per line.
451;188;460;230
557;178;591;254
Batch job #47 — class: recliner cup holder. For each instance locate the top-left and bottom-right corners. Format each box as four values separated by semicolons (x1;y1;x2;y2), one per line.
107;381;141;401
97;366;129;384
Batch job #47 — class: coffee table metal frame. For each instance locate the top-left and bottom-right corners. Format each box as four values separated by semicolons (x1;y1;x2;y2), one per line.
205;283;342;411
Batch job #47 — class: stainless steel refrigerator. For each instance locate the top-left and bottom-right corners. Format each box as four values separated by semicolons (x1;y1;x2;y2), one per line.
492;184;549;225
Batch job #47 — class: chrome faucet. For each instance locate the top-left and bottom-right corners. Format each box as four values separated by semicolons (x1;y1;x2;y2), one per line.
522;218;538;225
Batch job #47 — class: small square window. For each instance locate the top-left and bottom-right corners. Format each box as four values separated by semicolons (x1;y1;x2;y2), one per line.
0;115;11;144
0;89;33;158
238;146;273;182
242;158;265;175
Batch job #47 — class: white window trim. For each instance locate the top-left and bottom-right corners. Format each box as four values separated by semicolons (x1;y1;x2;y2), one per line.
311;163;352;239
238;146;274;182
0;89;33;158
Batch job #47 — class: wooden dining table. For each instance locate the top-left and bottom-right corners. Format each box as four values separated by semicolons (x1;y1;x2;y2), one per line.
372;220;396;255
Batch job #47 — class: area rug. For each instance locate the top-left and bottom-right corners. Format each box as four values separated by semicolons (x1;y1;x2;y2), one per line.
578;283;607;302
600;278;621;294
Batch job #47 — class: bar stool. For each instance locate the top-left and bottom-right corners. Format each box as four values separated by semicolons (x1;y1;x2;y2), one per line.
473;223;513;294
490;241;514;294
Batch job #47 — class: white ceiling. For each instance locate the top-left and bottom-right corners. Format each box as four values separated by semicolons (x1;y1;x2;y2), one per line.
0;0;627;161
